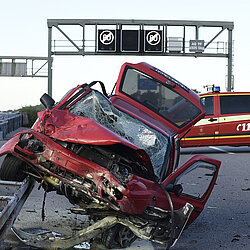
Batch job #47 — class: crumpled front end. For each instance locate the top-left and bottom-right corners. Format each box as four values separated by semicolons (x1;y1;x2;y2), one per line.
0;128;195;248
0;128;158;214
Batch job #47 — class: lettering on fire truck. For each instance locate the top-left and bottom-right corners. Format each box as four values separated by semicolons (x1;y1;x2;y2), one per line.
236;123;250;131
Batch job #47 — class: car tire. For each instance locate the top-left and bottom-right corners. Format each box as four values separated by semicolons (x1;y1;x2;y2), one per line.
0;154;28;181
101;224;137;249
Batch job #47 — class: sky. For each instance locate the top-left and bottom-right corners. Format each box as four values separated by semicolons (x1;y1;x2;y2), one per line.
0;0;250;111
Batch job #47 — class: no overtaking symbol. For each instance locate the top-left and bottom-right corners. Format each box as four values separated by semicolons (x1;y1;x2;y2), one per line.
100;30;114;45
146;31;161;46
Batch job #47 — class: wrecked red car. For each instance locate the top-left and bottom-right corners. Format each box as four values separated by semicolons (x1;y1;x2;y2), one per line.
0;62;221;249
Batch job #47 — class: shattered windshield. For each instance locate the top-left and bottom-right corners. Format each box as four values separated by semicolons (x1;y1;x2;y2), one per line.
120;67;201;128
68;90;169;178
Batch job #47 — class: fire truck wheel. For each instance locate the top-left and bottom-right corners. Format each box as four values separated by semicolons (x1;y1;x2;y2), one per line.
0;154;28;181
101;224;137;249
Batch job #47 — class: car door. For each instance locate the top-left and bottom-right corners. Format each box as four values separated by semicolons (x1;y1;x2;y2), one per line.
162;155;221;225
113;62;205;135
181;94;219;147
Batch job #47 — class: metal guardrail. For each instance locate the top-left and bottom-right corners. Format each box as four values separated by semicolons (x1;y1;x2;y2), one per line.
0;113;22;140
0;178;35;243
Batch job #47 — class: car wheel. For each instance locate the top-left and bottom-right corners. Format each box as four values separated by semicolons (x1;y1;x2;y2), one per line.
102;224;137;249
0;154;28;181
118;225;137;248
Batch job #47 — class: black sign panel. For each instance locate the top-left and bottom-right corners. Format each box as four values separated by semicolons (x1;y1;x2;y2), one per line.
189;40;204;52
98;30;116;51
144;30;163;52
121;30;139;52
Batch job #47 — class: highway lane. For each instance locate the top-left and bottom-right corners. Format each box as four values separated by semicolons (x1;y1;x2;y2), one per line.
181;145;250;155
175;146;250;250
0;136;249;249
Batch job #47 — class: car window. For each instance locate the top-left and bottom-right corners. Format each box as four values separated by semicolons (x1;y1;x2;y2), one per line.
200;96;214;116
120;67;201;128
173;161;217;200
220;95;250;114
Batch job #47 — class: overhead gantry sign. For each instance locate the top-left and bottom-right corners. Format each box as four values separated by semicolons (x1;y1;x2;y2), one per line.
47;19;234;96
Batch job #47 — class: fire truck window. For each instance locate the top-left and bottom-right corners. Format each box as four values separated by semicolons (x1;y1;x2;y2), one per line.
200;96;214;115
220;95;250;114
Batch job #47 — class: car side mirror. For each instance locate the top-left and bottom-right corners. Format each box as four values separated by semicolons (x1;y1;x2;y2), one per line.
166;183;183;197
40;93;55;110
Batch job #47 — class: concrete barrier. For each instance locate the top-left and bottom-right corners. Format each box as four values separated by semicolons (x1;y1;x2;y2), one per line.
0;121;8;139
0;112;22;140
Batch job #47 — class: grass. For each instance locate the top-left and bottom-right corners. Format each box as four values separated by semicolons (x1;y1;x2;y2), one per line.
17;104;44;128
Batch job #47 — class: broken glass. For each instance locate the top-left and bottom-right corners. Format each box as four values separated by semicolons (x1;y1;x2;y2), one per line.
68;90;169;178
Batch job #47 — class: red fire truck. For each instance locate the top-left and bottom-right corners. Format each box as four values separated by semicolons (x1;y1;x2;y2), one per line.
181;87;250;147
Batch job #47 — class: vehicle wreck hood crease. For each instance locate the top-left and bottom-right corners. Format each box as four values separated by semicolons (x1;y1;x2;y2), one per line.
32;108;156;178
34;109;140;147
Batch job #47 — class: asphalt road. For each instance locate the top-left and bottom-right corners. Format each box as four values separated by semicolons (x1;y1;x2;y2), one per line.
176;146;250;250
0;133;249;249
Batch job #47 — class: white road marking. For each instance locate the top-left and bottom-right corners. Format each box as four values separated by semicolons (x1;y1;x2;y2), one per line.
208;146;235;154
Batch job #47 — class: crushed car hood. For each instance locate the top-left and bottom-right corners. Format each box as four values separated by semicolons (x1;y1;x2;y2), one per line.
34;109;145;148
32;108;155;176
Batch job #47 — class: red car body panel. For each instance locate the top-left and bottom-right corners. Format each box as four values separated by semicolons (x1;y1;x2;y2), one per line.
33;109;141;148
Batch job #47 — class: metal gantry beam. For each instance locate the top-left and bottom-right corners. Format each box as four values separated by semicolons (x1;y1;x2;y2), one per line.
227;28;233;91
0;56;49;78
47;19;234;96
48;27;53;98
